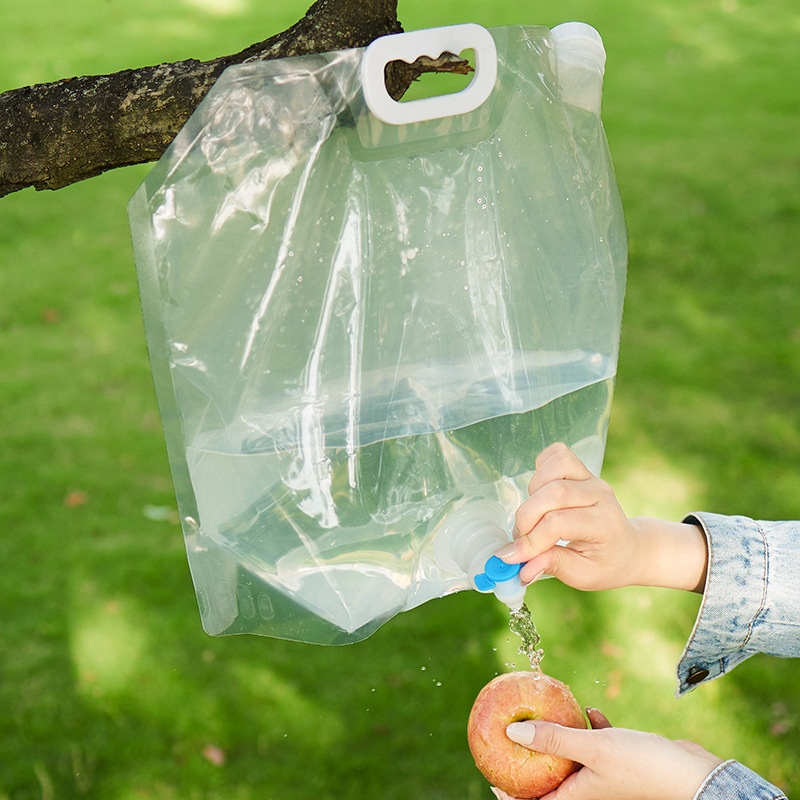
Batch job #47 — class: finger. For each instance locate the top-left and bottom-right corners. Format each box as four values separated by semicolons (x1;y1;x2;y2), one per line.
518;537;594;586
506;720;598;767
528;443;593;496
498;525;562;565
507;528;583;578
533;442;574;471
518;540;614;591
518;550;561;584
506;501;602;567
514;479;602;542
586;707;613;730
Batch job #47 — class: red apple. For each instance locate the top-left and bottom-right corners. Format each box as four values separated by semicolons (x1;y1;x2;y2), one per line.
467;670;587;798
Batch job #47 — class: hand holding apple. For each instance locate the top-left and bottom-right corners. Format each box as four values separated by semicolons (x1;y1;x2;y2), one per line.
489;707;610;800
498;709;724;800
467;670;587;798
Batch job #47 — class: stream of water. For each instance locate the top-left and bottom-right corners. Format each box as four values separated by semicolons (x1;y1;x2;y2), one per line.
506;602;544;671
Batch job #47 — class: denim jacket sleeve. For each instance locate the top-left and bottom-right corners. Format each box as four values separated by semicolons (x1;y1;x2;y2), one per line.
675;513;799;800
676;512;800;695
694;760;788;800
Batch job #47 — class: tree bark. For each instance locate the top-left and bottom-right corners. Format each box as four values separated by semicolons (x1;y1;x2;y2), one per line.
0;0;470;197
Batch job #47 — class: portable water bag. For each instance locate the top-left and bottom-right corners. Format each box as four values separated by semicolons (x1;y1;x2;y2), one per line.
129;22;627;644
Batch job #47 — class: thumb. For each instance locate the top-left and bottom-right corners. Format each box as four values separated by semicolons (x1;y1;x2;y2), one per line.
506;720;597;766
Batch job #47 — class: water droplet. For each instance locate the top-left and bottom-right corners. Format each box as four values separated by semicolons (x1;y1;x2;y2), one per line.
420;666;427;671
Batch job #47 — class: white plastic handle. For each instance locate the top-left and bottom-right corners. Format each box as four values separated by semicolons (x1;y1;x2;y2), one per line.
361;23;498;126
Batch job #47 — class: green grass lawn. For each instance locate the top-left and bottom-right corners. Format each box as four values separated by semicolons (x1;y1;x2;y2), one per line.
2;0;799;797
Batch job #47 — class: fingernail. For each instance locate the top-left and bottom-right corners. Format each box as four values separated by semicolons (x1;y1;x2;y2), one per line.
506;721;536;747
495;543;517;560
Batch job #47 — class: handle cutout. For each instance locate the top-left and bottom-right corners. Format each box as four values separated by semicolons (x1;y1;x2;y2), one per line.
361;24;497;126
398;48;475;104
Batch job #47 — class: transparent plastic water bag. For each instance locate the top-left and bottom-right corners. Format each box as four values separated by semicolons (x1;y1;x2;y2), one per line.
129;22;627;644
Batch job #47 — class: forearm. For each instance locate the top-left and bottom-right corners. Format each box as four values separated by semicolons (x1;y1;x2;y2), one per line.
631;517;709;593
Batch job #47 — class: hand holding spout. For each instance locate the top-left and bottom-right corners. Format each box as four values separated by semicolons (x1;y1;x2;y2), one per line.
495;442;708;594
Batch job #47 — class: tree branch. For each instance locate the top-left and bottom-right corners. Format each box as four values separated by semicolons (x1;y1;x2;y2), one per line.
0;0;471;197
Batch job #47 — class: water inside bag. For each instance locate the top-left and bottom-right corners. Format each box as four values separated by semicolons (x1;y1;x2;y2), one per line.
184;361;613;642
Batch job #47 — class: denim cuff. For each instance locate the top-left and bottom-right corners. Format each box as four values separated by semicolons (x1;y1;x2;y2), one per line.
676;513;800;695
694;760;787;799
677;512;767;694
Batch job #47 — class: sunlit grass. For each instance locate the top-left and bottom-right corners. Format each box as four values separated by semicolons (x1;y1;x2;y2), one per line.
70;586;149;696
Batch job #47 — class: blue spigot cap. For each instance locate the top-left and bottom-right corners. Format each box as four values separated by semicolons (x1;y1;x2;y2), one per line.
473;555;526;608
474;555;522;590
